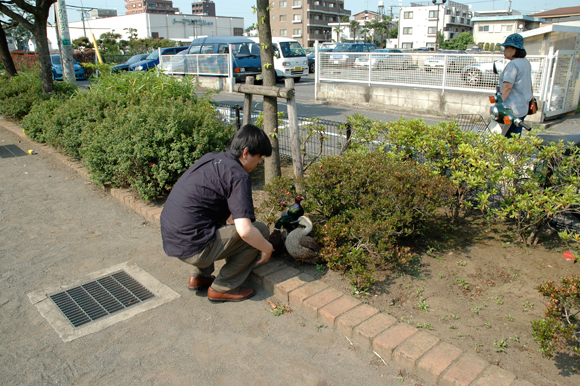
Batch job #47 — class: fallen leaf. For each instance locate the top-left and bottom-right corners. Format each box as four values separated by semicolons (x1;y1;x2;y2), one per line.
267;300;277;309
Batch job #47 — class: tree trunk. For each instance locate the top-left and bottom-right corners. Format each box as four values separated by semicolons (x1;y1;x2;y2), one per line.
33;18;54;94
256;0;281;184
0;24;17;77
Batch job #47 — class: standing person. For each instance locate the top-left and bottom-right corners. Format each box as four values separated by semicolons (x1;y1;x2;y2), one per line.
498;33;533;138
160;124;273;302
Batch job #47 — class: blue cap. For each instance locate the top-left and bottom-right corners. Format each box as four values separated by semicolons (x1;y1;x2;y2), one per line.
500;33;525;50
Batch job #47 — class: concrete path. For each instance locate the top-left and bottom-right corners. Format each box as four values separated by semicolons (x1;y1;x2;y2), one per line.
0;122;416;385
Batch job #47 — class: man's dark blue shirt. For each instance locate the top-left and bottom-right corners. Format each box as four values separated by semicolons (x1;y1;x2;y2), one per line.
160;152;255;258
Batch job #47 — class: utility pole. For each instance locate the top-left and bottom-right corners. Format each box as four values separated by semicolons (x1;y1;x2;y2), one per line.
432;0;447;52
54;0;77;84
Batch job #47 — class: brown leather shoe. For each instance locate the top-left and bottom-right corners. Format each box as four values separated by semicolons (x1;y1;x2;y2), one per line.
188;274;215;291
207;286;255;302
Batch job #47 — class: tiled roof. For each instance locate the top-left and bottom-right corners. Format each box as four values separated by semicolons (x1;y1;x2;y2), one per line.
529;6;580;18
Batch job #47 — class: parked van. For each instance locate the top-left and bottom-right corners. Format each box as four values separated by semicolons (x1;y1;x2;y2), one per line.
187;37;262;83
249;37;308;82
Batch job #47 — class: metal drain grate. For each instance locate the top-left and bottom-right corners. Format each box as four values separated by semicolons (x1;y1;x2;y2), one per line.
49;271;155;328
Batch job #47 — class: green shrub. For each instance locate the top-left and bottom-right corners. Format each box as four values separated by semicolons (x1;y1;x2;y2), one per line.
0;69;77;120
21;69;233;200
305;152;454;289
80;97;233;200
532;276;580;361
478;133;580;246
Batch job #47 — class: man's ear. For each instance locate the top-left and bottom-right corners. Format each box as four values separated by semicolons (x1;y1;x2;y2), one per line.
241;147;250;158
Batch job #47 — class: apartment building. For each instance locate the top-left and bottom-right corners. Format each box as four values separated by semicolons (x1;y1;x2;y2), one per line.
192;0;216;17
269;0;351;47
398;1;473;49
353;10;380;22
125;0;179;16
471;14;544;46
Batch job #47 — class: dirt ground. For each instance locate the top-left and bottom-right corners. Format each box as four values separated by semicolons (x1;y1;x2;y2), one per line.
252;162;580;386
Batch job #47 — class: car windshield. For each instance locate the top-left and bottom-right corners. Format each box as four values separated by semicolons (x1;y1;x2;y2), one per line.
126;55;146;65
279;42;305;57
333;44;354;52
146;51;159;60
51;56;79;65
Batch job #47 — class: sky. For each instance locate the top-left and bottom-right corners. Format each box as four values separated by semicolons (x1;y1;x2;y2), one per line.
57;0;579;28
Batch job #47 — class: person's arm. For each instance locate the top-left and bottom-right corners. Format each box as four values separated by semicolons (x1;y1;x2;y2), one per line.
226;214;234;224
234;218;273;265
501;81;514;101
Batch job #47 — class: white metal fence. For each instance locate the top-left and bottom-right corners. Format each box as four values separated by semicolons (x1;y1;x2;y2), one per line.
159;53;230;76
315;49;580;118
317;51;546;95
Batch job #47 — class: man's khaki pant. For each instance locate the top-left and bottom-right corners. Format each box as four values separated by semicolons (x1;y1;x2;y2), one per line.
180;222;270;293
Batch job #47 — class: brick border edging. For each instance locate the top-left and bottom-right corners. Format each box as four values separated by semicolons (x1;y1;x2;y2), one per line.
0;118;535;386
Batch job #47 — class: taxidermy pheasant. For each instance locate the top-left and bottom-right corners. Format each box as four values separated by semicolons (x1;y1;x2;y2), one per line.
285;216;321;264
268;215;297;251
287;195;305;222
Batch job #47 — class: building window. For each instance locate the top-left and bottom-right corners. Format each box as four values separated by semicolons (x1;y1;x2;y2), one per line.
428;26;437;34
280;15;287;21
132;4;136;7
403;27;412;35
426;42;435;48
403;11;413;19
429;10;438;18
293;0;301;6
478;25;490;32
501;25;513;32
280;0;287;7
329;2;334;7
314;15;320;20
314;0;319;4
273;15;276;19
272;30;276;34
280;29;287;36
293;14;301;22
402;42;413;49
293;28;301;36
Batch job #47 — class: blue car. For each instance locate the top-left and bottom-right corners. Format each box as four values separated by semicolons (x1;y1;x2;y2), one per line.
51;54;85;80
128;46;189;71
112;53;149;73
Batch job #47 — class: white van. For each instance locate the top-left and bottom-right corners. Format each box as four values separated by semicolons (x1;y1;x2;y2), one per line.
249;37;309;82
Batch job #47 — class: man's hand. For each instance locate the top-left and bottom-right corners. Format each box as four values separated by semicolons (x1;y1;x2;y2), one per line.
234;218;273;265
256;249;273;265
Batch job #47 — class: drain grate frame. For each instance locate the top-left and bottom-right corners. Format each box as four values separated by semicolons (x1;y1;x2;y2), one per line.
29;262;180;342
50;270;155;328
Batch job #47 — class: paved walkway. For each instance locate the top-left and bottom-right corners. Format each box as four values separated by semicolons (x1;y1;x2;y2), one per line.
4;110;577;385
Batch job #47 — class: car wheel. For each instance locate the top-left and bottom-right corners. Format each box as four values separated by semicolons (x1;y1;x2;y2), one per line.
294;77;301;83
425;67;431;72
309;62;315;73
464;69;482;86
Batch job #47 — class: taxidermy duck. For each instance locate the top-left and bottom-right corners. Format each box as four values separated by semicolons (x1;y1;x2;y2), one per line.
285;216;321;264
268;215;298;251
287;195;305;222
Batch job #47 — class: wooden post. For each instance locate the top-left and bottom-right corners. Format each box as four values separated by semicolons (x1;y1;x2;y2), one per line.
285;78;304;191
243;77;254;126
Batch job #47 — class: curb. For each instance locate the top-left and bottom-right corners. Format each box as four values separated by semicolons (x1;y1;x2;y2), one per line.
0;118;536;386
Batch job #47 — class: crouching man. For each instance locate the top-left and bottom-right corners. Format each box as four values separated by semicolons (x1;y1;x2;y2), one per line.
160;124;273;302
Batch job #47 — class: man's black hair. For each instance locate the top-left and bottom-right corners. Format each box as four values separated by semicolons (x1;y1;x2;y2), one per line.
226;124;273;157
514;48;527;58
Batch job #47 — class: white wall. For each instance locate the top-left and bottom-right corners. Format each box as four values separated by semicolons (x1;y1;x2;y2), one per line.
46;10;244;51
